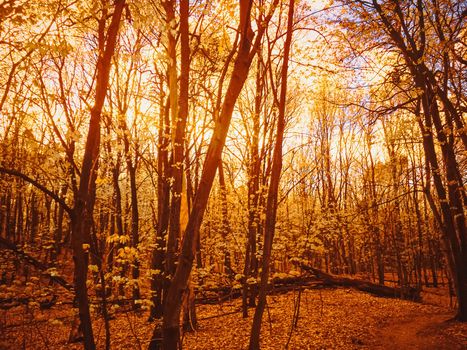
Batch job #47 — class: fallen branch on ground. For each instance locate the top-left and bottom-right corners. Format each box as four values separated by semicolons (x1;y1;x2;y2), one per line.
294;261;421;301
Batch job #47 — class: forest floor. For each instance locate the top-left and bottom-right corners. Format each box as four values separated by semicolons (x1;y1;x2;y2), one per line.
376;311;462;349
1;286;466;349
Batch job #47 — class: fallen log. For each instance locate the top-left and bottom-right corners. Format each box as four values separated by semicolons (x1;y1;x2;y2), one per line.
195;276;325;304
294;261;421;301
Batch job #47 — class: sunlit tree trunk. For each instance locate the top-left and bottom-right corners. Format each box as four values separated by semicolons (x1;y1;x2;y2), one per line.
150;1;278;348
150;77;171;320
249;0;294;348
243;59;263;317
117;114;141;305
164;0;181;279
218;159;233;276
70;2;125;349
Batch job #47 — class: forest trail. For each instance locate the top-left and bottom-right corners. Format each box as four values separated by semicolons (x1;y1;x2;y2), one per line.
376;312;464;349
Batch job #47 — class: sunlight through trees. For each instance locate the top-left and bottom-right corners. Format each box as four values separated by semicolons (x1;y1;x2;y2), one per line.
0;0;465;349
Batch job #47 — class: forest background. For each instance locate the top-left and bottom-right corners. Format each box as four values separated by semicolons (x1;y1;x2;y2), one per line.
0;0;465;349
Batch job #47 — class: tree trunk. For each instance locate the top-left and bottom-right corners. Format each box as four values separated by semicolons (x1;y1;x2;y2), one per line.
70;3;125;349
128;163;141;304
152;1;278;348
150;80;171;320
164;0;181;279
370;0;467;322
243;59;263;316
218;159;233;276
249;1;294;348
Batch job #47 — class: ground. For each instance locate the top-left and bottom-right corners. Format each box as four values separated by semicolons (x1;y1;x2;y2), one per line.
376;312;462;350
1;287;466;349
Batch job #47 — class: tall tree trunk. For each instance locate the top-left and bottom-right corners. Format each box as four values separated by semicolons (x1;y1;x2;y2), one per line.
164;0;181;278
370;0;467;322
128;163;140;304
70;3;125;349
218;159;233;276
166;0;190;281
150;80;171;320
243;60;262;317
52;184;67;261
151;1;279;348
249;1;294;348
416;91;467;321
118;113;141;305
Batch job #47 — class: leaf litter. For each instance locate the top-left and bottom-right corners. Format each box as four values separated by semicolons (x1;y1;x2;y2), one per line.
1;288;466;349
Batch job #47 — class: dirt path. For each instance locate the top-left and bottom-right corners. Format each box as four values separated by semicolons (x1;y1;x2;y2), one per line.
376;312;465;349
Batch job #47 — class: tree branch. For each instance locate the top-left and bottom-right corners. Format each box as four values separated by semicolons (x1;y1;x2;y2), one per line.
0;167;72;215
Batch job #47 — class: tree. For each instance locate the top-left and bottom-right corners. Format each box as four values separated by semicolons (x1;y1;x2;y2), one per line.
149;0;280;348
69;1;126;348
339;0;466;320
249;0;295;348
